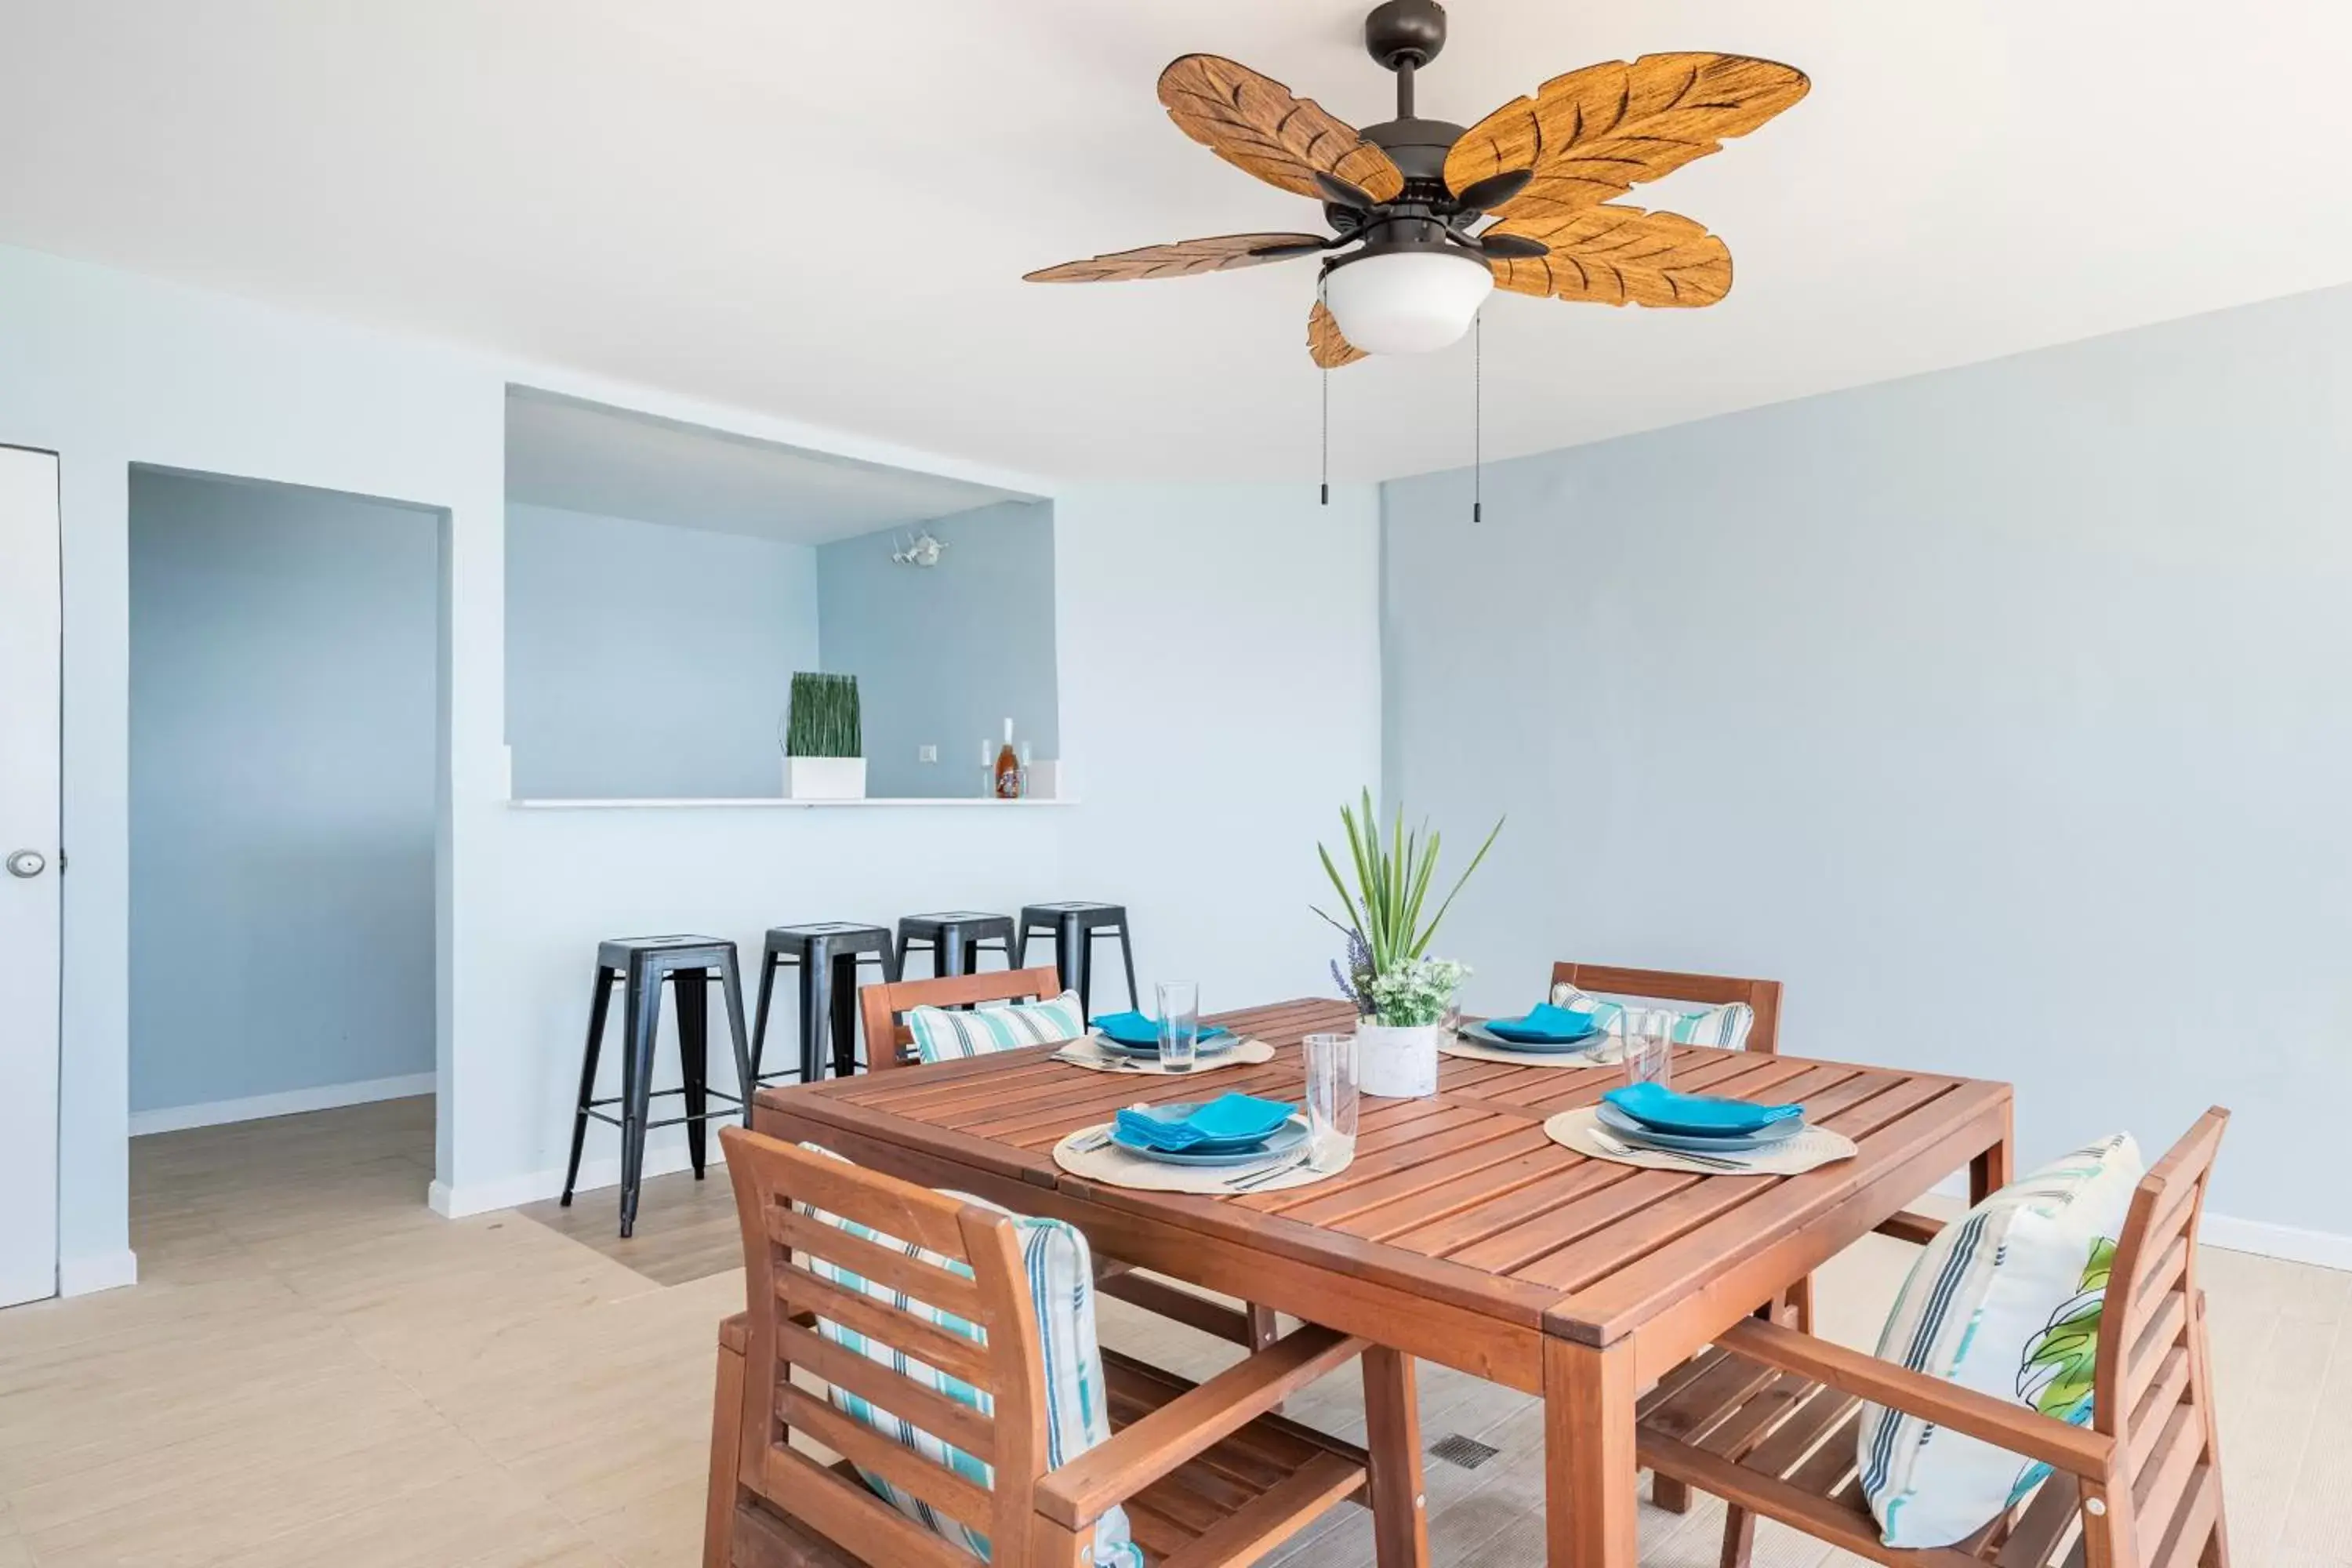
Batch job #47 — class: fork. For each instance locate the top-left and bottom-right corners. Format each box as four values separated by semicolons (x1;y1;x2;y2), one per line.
1225;1150;1313;1191
1589;1127;1755;1173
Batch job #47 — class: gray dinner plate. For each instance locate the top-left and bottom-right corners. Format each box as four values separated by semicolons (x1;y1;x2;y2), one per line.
1111;1116;1308;1167
1595;1100;1804;1153
1459;1021;1607;1055
1091;1028;1236;1058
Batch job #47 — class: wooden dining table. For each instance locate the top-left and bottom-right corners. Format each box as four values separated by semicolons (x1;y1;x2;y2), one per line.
752;997;2014;1568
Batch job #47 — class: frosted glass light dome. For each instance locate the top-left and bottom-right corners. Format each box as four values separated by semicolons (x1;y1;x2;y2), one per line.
1323;248;1494;355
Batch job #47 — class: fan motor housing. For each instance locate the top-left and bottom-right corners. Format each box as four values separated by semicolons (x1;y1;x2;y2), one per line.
1363;116;1465;186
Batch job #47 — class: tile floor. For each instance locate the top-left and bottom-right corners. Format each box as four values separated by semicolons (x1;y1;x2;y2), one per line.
0;1098;2332;1566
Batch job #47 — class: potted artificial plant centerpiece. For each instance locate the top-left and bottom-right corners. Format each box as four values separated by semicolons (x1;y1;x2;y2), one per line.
1319;789;1501;1098
782;672;866;800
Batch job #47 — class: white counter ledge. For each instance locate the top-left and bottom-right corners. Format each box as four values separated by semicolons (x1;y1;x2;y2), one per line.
506;796;1077;810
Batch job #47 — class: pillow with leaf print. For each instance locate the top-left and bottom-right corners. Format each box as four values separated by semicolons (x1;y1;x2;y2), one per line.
1857;1132;2145;1548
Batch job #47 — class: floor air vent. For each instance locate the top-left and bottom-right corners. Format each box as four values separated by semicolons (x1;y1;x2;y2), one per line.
1428;1433;1500;1469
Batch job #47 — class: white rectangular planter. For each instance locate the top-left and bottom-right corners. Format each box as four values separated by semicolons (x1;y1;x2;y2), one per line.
784;757;867;800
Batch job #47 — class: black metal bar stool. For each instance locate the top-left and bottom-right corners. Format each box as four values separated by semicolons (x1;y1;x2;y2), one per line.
1017;901;1140;1016
750;922;899;1086
895;910;1015;985
560;935;752;1238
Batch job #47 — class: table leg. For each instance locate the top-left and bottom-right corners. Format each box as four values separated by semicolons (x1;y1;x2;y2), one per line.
1362;1347;1429;1568
1546;1336;1638;1568
1971;1105;2016;1203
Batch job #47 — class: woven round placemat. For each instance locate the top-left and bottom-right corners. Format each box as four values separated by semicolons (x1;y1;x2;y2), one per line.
1543;1105;1857;1176
1051;1037;1276;1076
1051;1122;1349;1195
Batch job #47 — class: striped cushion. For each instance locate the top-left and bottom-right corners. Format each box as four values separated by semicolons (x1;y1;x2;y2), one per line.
1549;982;1754;1050
907;989;1087;1064
792;1144;1139;1567
1858;1133;2144;1548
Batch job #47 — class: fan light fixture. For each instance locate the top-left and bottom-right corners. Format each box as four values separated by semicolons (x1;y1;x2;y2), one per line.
1323;247;1492;355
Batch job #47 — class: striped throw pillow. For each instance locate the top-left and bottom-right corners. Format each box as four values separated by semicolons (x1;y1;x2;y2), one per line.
1549;982;1755;1050
1858;1133;2144;1548
792;1144;1140;1567
906;989;1087;1064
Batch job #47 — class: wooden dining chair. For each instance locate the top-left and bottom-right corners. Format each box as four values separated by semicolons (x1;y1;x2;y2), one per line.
1636;1108;2231;1568
857;968;1290;1358
856;965;1069;1073
706;1126;1422;1568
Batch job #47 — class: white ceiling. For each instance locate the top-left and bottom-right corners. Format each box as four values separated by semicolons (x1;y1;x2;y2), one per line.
4;1;2349;484
504;391;1025;545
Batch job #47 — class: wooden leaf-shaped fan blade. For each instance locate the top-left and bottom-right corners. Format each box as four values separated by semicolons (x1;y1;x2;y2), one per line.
1308;300;1367;368
1159;54;1405;203
1445;53;1807;224
1483;205;1732;309
1024;232;1330;284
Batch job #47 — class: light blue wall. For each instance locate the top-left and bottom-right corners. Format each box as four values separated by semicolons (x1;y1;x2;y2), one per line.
129;469;440;1115
816;499;1058;798
1381;284;2352;1236
504;503;819;797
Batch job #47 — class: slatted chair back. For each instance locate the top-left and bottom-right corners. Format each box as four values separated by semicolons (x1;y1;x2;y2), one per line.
720;1125;1051;1568
1550;960;1784;1054
855;965;1069;1073
2085;1106;2231;1568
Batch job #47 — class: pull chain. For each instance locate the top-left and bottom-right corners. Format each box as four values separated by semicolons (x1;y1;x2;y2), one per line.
1319;276;1330;506
1472;309;1483;523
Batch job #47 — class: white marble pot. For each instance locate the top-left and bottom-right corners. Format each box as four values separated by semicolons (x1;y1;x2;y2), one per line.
784;757;867;800
1356;1019;1441;1099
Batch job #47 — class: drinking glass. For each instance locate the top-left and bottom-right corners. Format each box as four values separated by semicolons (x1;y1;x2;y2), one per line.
1301;1032;1359;1160
1621;1007;1675;1088
1156;981;1200;1073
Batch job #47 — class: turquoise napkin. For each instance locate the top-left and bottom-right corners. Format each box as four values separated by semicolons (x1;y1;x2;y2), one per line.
1483;1002;1605;1044
1605;1081;1802;1136
1091;1010;1232;1047
1114;1092;1295;1152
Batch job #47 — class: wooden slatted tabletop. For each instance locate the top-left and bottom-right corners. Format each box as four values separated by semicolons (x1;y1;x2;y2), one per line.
754;996;2013;1568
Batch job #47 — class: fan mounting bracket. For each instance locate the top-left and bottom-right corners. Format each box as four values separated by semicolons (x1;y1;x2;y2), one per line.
1364;0;1446;71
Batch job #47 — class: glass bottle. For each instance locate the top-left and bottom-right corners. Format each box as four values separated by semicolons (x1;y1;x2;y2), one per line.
993;718;1021;800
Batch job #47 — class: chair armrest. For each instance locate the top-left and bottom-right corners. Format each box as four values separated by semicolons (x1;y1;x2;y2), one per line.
1873;1210;1947;1247
1715;1319;2115;1482
1033;1324;1365;1531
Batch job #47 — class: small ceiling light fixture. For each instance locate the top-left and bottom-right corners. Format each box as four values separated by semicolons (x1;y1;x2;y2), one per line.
891;529;947;567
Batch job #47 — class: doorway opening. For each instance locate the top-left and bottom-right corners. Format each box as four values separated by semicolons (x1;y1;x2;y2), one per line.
125;466;448;1218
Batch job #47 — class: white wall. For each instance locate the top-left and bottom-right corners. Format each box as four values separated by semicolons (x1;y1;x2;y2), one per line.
816;499;1059;799
1381;282;2352;1257
505;503;820;799
0;240;1382;1276
129;469;438;1120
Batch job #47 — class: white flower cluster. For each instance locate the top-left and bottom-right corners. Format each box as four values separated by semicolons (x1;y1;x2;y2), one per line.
1368;956;1469;1029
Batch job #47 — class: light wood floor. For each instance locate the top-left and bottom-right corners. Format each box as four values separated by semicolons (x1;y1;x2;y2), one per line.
0;1098;2340;1567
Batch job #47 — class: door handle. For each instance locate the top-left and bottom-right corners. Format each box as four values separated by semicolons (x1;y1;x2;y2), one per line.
6;849;46;878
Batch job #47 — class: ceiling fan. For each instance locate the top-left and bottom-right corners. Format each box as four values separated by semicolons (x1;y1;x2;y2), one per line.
1025;0;1807;368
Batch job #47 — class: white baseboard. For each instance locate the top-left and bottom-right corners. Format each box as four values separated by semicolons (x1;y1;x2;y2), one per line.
129;1073;437;1136
430;1142;723;1219
2201;1214;2352;1273
59;1249;140;1298
1924;1173;2350;1272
